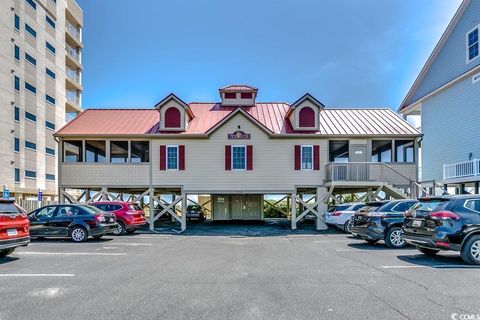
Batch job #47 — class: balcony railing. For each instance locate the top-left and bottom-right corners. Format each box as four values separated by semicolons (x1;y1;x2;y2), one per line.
66;67;80;84
443;159;480;180
66;21;81;42
66;44;81;63
326;162;417;188
65;112;77;123
66;91;80;105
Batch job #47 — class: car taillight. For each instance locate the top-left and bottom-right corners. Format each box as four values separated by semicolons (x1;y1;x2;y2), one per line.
332;211;342;216
435;241;450;247
95;214;106;223
430;211;460;221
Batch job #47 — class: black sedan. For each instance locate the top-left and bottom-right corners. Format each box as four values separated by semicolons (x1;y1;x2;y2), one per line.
350;199;417;248
29;204;119;242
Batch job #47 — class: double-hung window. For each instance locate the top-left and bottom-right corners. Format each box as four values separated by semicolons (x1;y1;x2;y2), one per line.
467;25;479;63
232;145;246;170
46;15;55;29
166;146;178;170
14;14;20;31
46;41;56;54
301;145;313;170
25;52;36;66
14;45;20;61
25;24;36;38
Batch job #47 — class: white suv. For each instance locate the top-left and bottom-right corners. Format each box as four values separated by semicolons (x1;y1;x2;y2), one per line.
325;202;366;233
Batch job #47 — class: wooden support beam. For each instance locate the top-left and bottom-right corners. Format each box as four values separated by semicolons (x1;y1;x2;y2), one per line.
291;193;297;230
149;188;155;231
181;193;187;231
316;187;328;230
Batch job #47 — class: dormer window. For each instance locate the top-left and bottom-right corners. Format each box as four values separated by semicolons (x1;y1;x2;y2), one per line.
286;93;324;131
241;92;253;99
164;107;181;128
155;93;194;132
298;106;315;128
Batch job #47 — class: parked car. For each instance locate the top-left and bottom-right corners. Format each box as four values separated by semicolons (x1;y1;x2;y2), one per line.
350;199;418;248
325;202;367;233
28;204;119;242
403;195;480;265
91;201;147;235
186;204;206;222
0;199;30;258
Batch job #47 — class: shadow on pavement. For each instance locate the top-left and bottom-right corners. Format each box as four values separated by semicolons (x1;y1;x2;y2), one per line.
396;253;480;269
347;242;414;251
30;237;114;244
135;218;341;237
0;256;19;265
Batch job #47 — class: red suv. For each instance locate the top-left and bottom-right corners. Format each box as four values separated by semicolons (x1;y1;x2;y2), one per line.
91;201;146;235
0;199;30;258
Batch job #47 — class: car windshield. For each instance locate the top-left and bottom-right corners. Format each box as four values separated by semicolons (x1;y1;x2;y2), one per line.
188;205;201;210
0;203;19;214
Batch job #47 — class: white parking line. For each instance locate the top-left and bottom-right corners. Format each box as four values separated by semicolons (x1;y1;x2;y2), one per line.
381;265;480;269
110;243;152;246
380;265;427;269
0;274;75;277
16;252;126;256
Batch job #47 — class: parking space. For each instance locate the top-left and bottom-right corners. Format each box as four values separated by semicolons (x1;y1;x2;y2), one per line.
0;229;479;320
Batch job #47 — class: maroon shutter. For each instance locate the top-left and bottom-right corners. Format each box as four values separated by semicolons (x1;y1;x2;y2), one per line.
246;145;253;170
313;145;320;170
179;145;185;170
294;145;301;170
159;145;166;170
225;145;231;170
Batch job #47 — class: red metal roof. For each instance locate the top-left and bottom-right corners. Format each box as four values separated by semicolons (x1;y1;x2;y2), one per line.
56;104;420;136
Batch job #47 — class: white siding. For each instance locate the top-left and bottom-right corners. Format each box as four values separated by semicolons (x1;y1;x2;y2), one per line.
152;113;328;193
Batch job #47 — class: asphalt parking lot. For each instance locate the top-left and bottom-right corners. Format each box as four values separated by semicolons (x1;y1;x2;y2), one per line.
0;223;479;320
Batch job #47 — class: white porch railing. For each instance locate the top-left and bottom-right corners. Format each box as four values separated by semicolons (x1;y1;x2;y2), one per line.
443;159;480;180
326;162;417;188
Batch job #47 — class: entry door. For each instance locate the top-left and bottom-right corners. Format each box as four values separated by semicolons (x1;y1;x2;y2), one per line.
231;195;243;219
213;195;229;220
350;145;368;181
243;195;261;220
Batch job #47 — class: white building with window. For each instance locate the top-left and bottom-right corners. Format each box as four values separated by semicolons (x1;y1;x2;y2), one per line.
55;85;421;230
399;0;480;195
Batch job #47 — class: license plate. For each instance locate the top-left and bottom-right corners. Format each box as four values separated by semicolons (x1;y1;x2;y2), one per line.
412;220;422;227
7;229;18;237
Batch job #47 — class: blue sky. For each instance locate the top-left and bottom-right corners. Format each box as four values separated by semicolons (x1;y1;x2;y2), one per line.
76;0;462;109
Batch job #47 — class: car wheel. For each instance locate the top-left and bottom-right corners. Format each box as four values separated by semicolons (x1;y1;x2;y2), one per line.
126;228;136;234
70;226;88;242
114;221;126;236
365;239;379;245
417;247;439;256
385;227;407;248
93;235;103;240
461;235;480;265
0;248;15;258
343;220;352;234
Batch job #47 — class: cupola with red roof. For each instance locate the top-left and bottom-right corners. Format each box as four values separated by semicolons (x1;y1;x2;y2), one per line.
219;85;258;106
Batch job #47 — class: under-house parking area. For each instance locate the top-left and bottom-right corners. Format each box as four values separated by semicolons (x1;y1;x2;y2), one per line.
1;231;479;320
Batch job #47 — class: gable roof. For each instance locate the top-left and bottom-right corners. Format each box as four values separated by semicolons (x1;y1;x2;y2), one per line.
399;0;470;111
56;104;420;137
154;93;195;119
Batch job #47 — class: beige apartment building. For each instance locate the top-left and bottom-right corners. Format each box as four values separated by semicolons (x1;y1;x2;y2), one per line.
0;0;83;200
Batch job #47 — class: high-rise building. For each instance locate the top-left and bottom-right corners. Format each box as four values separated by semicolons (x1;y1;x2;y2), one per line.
0;0;83;200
